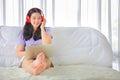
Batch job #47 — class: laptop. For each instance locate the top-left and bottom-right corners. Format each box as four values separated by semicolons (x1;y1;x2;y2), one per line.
25;44;54;59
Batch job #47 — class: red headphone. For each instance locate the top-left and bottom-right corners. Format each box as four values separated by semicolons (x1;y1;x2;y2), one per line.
26;12;44;23
26;15;31;23
26;15;44;23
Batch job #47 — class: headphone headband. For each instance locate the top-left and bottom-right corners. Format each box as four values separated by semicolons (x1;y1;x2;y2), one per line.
26;8;44;23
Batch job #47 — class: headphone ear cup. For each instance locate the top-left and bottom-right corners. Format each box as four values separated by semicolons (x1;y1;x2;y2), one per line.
26;16;31;23
41;16;44;22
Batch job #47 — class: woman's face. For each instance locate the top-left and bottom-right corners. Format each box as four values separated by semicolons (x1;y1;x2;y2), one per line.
30;12;42;29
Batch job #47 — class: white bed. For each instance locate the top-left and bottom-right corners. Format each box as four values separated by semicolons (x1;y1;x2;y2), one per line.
0;26;120;80
0;65;120;80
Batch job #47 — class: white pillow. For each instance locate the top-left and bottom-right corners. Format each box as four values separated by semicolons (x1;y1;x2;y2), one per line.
0;32;6;47
51;27;113;67
0;26;22;44
0;26;21;67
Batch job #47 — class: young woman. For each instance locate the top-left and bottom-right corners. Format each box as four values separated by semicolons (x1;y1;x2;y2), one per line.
16;8;53;75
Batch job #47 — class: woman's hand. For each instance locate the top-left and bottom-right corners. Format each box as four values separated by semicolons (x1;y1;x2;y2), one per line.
40;18;46;30
40;18;52;44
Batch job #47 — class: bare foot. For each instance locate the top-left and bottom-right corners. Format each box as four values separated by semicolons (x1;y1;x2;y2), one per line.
30;52;47;75
30;52;45;68
33;60;47;75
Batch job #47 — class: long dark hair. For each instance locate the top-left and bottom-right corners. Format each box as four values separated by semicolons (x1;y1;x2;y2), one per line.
23;8;43;41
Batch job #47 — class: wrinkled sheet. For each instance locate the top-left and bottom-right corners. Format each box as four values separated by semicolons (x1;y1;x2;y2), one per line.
0;64;120;80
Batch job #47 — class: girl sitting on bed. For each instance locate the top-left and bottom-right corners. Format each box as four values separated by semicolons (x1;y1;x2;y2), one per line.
16;8;53;75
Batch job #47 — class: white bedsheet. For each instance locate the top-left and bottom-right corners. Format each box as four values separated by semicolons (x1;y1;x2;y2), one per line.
0;64;120;80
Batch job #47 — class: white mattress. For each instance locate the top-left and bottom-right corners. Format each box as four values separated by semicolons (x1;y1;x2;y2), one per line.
0;64;120;80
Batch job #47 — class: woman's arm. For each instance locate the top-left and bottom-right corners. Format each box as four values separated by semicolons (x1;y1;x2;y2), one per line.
16;44;25;58
40;19;52;44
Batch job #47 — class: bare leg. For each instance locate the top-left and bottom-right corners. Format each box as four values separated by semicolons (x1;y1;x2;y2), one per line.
21;52;53;75
21;52;47;75
21;59;35;74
